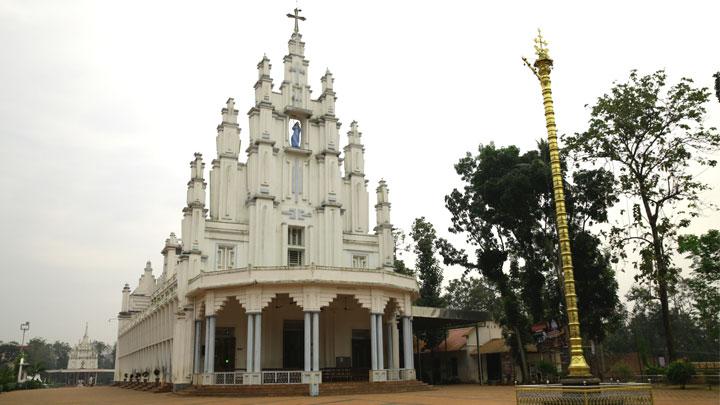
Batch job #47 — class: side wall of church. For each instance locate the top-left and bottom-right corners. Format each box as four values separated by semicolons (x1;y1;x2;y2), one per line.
116;296;176;380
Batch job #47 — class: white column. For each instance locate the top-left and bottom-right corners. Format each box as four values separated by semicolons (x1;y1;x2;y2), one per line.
207;316;216;373
253;313;262;373
246;313;254;372
203;317;211;372
304;312;311;372
392;318;400;370
370;314;377;370
376;314;384;370
312;312;320;371
193;320;202;373
403;317;414;369
281;223;288;266
386;322;393;369
170;309;194;386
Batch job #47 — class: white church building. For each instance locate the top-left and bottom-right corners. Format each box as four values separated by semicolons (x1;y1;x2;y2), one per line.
68;324;98;370
46;324;115;386
115;10;419;389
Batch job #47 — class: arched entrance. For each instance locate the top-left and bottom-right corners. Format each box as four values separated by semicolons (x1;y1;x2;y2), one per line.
320;294;371;381
262;293;305;370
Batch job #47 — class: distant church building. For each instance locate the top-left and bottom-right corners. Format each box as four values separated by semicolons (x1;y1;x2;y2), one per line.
115;10;419;389
68;324;98;370
46;324;114;386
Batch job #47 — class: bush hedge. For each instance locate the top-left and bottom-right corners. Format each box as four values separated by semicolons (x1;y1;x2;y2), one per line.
667;360;695;389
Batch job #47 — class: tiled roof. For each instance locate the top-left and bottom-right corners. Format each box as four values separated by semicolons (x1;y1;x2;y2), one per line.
467;338;538;355
424;327;474;352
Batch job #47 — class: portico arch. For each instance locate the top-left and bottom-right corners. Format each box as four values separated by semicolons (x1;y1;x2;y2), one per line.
314;294;369;381
196;296;248;374
262;293;305;370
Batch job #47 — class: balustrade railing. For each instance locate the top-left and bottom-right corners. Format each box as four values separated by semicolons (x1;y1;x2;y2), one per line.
210;371;243;385
262;370;303;384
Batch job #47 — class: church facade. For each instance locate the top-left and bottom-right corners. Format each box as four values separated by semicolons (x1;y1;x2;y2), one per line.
115;11;418;389
69;324;98;370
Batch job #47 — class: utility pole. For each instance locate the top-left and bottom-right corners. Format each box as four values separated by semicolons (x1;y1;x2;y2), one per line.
18;321;30;383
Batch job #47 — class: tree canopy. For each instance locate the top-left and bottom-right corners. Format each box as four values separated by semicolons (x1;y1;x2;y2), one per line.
678;229;720;345
443;276;502;318
410;217;445;308
437;141;620;381
564;70;719;360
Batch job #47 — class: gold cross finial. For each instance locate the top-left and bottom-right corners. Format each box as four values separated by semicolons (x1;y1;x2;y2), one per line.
534;28;550;60
287;8;306;34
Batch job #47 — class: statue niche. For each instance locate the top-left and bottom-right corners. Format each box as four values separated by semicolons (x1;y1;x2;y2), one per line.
290;121;301;148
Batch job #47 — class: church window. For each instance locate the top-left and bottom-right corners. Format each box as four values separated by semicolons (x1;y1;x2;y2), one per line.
352;255;367;269
288;227;303;246
216;246;235;270
288;226;304;266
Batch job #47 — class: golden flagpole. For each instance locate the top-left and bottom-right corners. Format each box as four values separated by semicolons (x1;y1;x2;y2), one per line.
523;30;592;379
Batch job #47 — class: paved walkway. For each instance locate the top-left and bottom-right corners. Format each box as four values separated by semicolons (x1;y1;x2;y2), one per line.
0;385;718;405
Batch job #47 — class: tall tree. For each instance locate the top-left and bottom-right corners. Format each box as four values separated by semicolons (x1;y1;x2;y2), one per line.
51;341;72;370
0;342;20;368
438;142;620;380
606;284;719;362
93;341;111;369
392;227;414;276
437;143;545;381
24;338;57;370
443;276;502;317
410;217;444;307
678;229;720;345
409;217;445;374
564;70;720;360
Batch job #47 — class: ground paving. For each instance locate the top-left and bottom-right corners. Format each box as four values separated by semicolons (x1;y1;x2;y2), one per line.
0;385;718;405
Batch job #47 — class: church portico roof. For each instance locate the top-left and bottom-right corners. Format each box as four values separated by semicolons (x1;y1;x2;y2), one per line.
186;265;418;300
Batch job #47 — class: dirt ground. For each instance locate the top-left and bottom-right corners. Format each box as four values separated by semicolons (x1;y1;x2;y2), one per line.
0;385;718;405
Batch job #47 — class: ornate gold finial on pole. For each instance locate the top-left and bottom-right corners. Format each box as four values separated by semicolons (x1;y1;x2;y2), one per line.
523;29;592;379
533;28;550;60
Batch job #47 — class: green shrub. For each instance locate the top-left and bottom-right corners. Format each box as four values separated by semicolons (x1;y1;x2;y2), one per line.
667;360;695;389
610;361;634;382
644;364;666;375
536;360;558;382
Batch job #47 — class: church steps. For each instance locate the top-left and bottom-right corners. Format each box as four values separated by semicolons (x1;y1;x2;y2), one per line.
173;380;434;397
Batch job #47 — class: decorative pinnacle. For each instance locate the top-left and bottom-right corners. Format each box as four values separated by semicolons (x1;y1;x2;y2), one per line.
287;8;306;34
534;28;550;60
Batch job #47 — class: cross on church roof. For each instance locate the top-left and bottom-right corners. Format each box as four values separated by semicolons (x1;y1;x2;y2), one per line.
286;8;306;34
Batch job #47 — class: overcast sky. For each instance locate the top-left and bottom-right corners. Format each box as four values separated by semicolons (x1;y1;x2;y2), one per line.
1;1;718;345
